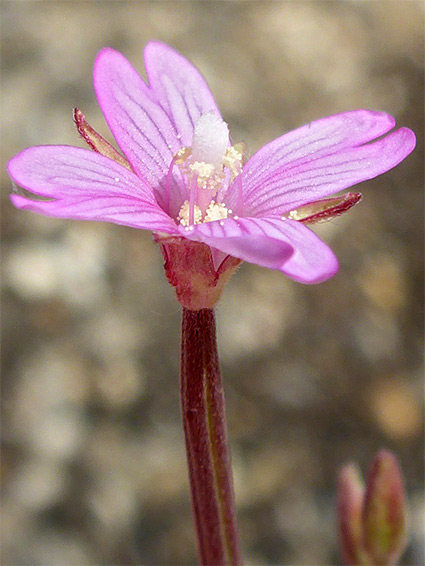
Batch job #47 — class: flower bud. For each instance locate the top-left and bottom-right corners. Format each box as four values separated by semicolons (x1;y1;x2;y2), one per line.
337;450;408;566
362;450;408;566
337;463;370;566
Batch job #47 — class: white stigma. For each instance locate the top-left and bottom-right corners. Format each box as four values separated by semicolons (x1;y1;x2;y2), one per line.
191;112;229;167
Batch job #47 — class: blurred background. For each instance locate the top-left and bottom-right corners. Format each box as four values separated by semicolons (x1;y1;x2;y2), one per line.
1;1;423;564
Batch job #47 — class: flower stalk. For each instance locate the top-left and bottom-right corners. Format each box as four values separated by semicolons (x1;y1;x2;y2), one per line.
180;307;241;565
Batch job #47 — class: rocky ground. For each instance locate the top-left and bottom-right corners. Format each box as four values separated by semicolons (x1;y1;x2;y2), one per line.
1;1;423;565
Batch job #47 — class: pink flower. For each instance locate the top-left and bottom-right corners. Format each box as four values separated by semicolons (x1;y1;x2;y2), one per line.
8;42;415;303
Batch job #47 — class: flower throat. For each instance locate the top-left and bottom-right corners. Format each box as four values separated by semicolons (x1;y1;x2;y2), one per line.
171;112;244;228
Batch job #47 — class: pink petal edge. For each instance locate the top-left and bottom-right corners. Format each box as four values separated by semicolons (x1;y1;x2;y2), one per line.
8;145;177;233
8;145;155;198
240;111;416;216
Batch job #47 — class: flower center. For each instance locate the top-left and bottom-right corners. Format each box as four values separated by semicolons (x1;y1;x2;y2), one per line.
172;113;243;228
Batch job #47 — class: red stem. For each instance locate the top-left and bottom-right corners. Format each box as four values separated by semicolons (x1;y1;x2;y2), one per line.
180;307;242;565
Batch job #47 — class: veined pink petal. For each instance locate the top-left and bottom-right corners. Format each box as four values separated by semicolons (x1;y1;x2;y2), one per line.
179;217;338;283
8;146;155;199
93;47;188;215
8;146;177;233
10;194;176;232
240;111;416;216
144;42;221;146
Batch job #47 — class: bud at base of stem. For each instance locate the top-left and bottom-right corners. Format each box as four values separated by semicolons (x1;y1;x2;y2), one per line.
337;450;408;566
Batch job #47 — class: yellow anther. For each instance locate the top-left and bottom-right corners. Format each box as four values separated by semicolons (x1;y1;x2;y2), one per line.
204;201;230;223
175;147;192;164
177;201;203;226
223;146;243;180
190;161;214;176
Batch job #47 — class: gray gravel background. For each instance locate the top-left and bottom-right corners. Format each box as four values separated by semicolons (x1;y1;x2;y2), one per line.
1;1;424;565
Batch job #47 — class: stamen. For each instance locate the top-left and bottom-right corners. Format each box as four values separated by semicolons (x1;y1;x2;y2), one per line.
191;161;215;179
190;161;215;189
188;173;198;226
177;199;231;226
175;147;192;164
223;146;244;180
177;200;202;226
204;201;230;223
